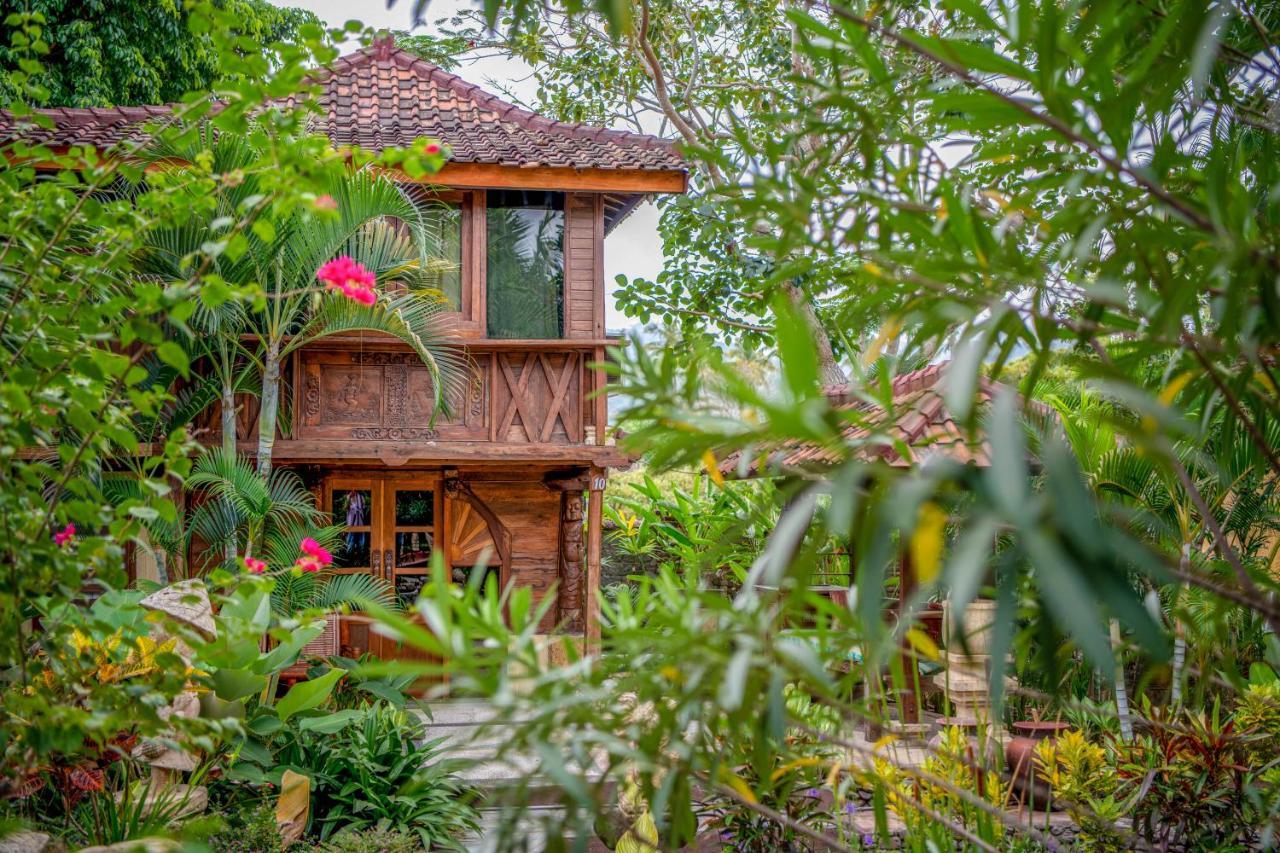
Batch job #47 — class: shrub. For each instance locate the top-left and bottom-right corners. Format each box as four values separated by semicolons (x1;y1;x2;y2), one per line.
281;702;480;847
207;801;282;853
1235;682;1280;745
318;827;426;852
1035;730;1124;852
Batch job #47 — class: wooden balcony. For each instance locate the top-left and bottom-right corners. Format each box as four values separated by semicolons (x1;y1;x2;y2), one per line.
272;338;625;468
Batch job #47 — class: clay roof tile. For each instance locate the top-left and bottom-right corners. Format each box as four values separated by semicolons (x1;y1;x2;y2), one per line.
0;39;685;174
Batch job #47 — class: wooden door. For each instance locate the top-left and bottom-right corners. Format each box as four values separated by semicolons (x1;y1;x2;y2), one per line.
325;473;441;660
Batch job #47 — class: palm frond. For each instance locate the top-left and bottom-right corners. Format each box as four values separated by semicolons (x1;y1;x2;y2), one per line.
312;572;396;612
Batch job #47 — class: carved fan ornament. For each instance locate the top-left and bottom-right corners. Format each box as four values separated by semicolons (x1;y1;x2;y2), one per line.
447;499;499;567
443;479;509;573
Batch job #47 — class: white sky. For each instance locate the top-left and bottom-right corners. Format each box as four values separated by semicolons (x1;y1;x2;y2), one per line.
281;0;662;332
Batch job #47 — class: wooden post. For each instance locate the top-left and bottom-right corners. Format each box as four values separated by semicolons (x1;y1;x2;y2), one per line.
585;468;606;651
898;550;920;725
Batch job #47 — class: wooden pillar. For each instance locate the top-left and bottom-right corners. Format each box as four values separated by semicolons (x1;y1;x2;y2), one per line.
557;491;585;632
585;468;606;651
898;549;920;724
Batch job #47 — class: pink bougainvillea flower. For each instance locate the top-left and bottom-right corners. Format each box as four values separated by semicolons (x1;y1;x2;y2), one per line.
53;523;75;547
299;537;333;565
294;555;324;574
317;255;377;305
244;556;268;575
422;141;442;155
312;194;337;211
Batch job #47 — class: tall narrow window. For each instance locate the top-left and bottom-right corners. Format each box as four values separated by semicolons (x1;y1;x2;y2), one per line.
417;199;463;311
486;190;564;339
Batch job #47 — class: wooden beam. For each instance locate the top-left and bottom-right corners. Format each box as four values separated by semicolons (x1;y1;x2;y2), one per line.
544;470;591;492
898;550;920;725
235;334;625;351
585;468;606;652
121;440;633;468
410;162;688;194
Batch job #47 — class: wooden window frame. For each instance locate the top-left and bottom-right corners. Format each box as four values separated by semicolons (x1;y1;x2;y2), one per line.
412;189;485;338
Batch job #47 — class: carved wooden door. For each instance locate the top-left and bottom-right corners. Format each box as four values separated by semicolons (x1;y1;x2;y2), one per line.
324;473;442;661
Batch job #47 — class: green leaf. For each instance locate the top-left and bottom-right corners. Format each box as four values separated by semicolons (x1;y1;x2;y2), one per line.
1249;663;1278;686
156;341;190;378
773;294;819;399
212;667;267;702
297;708;362;734
247;712;283;736
274;667;344;720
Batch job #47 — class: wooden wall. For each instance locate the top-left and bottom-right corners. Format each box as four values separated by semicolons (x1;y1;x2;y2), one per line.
469;480;562;633
564;192;603;339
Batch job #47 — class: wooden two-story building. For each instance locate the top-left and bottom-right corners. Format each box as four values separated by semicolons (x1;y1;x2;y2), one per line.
6;37;686;651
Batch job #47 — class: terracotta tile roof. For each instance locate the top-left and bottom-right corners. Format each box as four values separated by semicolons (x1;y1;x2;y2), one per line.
0;37;686;173
720;362;1014;478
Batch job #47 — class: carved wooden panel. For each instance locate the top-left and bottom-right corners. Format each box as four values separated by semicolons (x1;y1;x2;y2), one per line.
492;351;583;444
297;349;488;441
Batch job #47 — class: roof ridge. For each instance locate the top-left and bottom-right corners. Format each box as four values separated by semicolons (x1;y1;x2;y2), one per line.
385;44;679;152
0;40;687;174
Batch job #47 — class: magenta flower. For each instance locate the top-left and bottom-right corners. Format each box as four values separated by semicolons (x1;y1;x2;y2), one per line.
317;255;377;306
244;556;268;575
423;141;442;155
299;537;333;565
53;523;75;547
294;555;324;574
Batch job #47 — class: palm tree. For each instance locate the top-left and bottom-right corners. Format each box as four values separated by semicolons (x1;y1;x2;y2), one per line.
1046;382;1280;713
184;449;395;615
143;129;466;476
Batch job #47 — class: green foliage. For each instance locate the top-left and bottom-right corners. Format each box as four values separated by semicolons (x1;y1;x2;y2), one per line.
0;0;319;108
207;800;283;853
270;701;480;847
1117;703;1262;850
604;472;774;590
1035;730;1125;852
318;826;426;853
1236;682;1280;742
0;0;371;801
438;0;855;374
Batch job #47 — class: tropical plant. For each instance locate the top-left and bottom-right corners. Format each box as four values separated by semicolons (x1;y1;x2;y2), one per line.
1118;701;1261;850
145;129;466;477
207;800;283;853
318;826;427;853
604;472;774;591
183;449;324;571
72;766;209;848
1035;730;1125;852
270;701;480;847
0;0;319;108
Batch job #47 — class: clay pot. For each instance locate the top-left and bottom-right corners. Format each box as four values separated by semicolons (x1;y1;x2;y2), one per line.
942;598;999;656
1005;721;1071;810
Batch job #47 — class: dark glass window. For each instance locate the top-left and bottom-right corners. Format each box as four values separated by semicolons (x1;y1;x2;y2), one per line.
486;190;564;339
418;200;462;310
332;489;371;569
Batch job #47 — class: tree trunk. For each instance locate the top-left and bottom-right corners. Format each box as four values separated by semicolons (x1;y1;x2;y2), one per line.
257;342;281;478
221;375;237;459
221;373;240;569
1111;619;1133;742
1170;542;1191;706
782;281;847;386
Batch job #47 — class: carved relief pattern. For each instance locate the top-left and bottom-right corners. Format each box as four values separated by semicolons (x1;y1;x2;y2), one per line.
469;367;484;419
385;365;407;425
350;427;438;440
350;352;416;365
558;491;585;632
304;371;320;420
320;367;381;425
